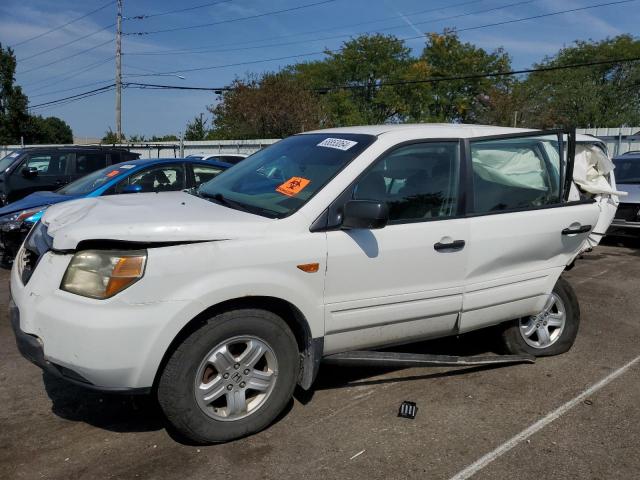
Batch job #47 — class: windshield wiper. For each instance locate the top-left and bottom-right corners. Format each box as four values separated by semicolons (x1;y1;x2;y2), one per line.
199;191;253;213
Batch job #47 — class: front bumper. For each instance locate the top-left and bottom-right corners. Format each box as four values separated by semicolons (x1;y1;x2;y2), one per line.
10;248;199;392
10;297;150;394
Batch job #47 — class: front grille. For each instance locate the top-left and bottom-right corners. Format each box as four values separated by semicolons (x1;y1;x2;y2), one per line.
615;203;640;222
19;221;53;285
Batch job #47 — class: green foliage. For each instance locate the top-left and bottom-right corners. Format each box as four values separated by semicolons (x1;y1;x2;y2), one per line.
511;35;640;128
420;30;512;123
0;43;31;144
184;113;208;141
101;127;122;144
209;71;324;139
28;115;73;144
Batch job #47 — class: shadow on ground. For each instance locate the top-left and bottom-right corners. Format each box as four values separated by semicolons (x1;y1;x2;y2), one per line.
42;326;508;441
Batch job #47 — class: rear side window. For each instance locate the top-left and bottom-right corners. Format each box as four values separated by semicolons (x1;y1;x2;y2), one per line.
24;153;69;176
470;135;560;213
613;158;640;184
193;164;224;187
353;142;460;223
75;153;108;174
115;164;185;193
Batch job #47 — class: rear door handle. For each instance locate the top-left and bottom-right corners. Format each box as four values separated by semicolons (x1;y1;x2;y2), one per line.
434;240;466;252
562;225;592;235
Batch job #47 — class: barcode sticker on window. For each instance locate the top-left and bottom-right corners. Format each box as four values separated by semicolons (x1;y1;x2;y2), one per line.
317;138;358;151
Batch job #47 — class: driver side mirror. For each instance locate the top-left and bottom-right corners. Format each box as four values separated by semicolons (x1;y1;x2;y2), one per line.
121;184;143;194
22;166;38;178
341;200;389;230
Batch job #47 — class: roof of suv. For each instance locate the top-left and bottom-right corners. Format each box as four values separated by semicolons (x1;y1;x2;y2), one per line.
303;123;535;138
16;146;136;153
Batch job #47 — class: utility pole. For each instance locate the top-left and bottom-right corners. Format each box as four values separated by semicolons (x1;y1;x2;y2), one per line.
115;0;123;141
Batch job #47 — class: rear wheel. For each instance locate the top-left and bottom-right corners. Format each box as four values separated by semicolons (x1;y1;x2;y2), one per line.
157;309;299;443
501;276;580;357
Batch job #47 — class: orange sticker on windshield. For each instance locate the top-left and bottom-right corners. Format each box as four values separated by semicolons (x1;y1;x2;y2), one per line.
276;177;311;197
105;170;120;177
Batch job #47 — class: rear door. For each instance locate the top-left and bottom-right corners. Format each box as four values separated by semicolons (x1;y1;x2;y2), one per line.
460;131;599;333
70;151;109;183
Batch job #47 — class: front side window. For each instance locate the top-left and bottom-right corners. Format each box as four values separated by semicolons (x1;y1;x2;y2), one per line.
470;135;560;213
198;134;376;218
0;151;21;172
115;164;185;193
613;158;640;184
23;153;69;176
352;142;460;222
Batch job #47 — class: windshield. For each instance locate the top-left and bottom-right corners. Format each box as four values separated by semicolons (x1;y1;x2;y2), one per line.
613;158;640;184
0;151;22;172
58;163;133;195
197;133;375;218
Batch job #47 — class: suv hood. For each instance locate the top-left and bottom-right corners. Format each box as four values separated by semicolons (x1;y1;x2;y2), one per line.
42;191;272;251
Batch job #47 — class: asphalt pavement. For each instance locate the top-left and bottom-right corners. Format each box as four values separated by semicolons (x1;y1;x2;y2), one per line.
1;237;638;480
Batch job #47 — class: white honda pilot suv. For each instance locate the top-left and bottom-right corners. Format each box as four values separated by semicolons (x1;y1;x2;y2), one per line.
10;125;616;443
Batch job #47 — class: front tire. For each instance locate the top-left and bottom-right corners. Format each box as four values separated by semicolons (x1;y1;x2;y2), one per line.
500;276;580;357
157;309;300;443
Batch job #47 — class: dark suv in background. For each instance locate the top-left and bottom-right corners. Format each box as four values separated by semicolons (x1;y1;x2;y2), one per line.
0;146;140;205
609;151;640;235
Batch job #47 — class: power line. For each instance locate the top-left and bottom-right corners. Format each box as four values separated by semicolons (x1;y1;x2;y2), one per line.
133;0;638;76
125;0;337;36
29;80;116;99
125;0;536;58
124;0;487;56
18;38;113;75
10;0;115;48
123;56;640;93
27;55;640;110
454;0;638;34
29;84;116;109
22;56;115;90
18;22;115;62
125;51;327;76
126;0;233;20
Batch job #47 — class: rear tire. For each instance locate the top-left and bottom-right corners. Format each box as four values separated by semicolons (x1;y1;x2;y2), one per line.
500;276;580;357
157;309;299;443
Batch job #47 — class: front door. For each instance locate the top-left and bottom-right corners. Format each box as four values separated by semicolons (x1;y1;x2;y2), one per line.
9;151;70;202
323;141;469;354
460;132;600;332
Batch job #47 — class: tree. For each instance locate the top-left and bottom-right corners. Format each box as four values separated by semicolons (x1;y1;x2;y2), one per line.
420;30;512;123
293;34;431;125
101;127;121;144
209;71;324;139
27;115;73;144
511;35;640;128
0;44;30;144
184;113;208;140
150;134;179;141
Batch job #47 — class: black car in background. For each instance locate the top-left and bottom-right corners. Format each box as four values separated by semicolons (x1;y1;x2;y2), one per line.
0;146;140;206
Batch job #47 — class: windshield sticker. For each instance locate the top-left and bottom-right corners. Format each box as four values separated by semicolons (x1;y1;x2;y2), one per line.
317;138;358;151
105;170;121;178
276;177;311;197
119;164;135;169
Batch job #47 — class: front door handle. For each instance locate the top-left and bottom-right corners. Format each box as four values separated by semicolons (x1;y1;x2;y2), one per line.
434;239;466;252
562;225;592;235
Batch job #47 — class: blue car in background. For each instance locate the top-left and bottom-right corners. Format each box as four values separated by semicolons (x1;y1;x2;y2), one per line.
0;157;231;267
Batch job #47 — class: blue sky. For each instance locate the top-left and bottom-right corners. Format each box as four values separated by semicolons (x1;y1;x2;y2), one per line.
1;0;638;139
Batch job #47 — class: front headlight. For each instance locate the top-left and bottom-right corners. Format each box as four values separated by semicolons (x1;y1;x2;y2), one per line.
0;207;47;231
61;249;147;299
